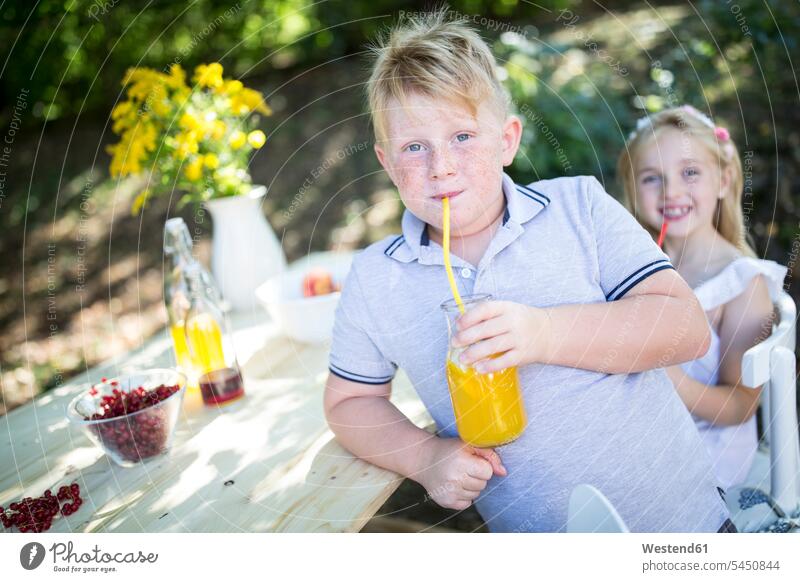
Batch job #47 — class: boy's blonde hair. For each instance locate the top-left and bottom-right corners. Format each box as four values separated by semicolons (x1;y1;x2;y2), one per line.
366;9;508;143
617;106;755;257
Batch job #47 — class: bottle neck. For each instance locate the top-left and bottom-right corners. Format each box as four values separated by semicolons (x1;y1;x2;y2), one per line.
164;220;195;265
165;240;194;265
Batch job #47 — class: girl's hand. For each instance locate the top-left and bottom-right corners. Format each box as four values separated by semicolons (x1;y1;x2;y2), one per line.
452;301;551;373
414;437;507;511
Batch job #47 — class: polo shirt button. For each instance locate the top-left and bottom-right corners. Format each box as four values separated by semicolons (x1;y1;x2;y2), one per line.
461;268;472;278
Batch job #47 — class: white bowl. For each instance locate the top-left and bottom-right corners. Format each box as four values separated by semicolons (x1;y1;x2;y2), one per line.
255;251;355;344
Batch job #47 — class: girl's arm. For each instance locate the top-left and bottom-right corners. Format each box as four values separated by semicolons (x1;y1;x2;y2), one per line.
667;275;774;426
456;268;711;374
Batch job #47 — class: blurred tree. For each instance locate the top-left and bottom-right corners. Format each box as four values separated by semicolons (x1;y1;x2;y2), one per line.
0;0;619;125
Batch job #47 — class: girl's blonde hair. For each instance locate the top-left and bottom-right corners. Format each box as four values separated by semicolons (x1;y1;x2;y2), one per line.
366;8;508;143
617;106;755;257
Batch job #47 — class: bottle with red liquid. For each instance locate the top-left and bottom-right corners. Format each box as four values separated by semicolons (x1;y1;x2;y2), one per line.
184;263;246;407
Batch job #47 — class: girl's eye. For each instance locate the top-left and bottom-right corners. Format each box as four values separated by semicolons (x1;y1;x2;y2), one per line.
455;133;471;143
684;167;700;178
642;175;661;185
405;143;423;153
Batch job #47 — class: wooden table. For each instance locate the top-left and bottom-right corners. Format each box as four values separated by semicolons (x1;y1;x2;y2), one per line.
0;312;433;532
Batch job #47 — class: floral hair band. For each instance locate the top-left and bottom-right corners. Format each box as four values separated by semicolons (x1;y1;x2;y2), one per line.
628;104;730;142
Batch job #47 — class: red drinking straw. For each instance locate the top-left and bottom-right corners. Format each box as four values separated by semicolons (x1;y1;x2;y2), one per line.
656;220;669;248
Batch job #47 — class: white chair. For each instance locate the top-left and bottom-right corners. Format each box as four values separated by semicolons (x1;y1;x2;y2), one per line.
739;290;800;517
566;484;629;532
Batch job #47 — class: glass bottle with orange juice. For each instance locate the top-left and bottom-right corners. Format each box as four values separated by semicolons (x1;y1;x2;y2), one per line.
184;263;246;406
440;296;527;447
164;218;202;390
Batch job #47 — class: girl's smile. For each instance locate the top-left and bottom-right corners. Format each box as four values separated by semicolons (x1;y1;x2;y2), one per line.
634;127;730;241
660;204;693;221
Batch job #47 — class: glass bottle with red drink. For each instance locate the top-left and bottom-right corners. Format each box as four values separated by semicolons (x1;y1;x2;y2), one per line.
183;262;246;407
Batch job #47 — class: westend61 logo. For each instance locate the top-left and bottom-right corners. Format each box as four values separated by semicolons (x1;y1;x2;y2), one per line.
19;541;158;574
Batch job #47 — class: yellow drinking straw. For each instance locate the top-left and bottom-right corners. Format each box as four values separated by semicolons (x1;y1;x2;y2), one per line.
442;197;465;315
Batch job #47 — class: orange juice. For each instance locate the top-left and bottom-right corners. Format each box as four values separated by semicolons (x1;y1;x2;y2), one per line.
184;312;226;373
170;321;199;390
445;358;526;447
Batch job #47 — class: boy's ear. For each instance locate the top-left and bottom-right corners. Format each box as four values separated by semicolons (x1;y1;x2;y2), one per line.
501;114;523;167
374;143;395;184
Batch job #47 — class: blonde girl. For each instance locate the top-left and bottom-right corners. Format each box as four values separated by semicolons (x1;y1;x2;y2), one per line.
618;105;788;489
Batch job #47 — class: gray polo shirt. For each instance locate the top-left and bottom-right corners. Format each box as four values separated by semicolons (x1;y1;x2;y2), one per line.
329;172;730;532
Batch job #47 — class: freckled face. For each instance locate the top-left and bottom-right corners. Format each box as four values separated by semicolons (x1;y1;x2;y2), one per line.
374;92;521;237
633;128;729;239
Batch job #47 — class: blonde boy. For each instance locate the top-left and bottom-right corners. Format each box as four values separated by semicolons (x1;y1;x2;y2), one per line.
323;11;733;532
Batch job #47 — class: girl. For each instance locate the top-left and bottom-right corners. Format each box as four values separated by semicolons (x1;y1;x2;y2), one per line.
617;105;788;490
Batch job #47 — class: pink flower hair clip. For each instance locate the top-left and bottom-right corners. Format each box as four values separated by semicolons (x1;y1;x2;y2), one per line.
714;126;730;141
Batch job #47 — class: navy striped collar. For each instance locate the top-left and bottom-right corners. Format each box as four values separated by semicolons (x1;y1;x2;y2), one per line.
418;203;509;248
387;172;550;263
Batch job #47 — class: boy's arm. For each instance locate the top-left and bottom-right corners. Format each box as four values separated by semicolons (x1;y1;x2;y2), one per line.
324;373;508;510
456;268;711;375
323;373;436;479
541;267;712;374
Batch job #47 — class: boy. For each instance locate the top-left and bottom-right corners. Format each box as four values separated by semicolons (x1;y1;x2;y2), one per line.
323;11;733;532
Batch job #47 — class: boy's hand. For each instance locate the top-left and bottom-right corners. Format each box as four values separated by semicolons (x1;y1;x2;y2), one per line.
452;300;550;373
414;437;507;511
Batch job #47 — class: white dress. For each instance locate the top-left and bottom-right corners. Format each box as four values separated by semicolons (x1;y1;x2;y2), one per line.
680;257;788;489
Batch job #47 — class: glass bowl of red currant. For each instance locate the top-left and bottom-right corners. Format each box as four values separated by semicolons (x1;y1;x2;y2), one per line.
66;369;186;467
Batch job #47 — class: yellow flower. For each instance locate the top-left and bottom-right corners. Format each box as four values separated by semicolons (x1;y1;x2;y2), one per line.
229;130;246;150
193;62;224;89
184;157;203;181
230;88;271;115
111;101;133;120
131;188;150;215
174;131;199;159
211;119;226;140
110;101;137;133
247;130;266;149
172;86;191;109
167;64;187;89
109;63;274;210
107;121;157;177
151;95;171;117
179;112;202;132
218;79;243;95
123;67;166;103
203;153;219;169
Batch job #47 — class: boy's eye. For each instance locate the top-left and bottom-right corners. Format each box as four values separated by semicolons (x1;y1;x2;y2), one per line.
455;133;471;143
404;143;424;152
